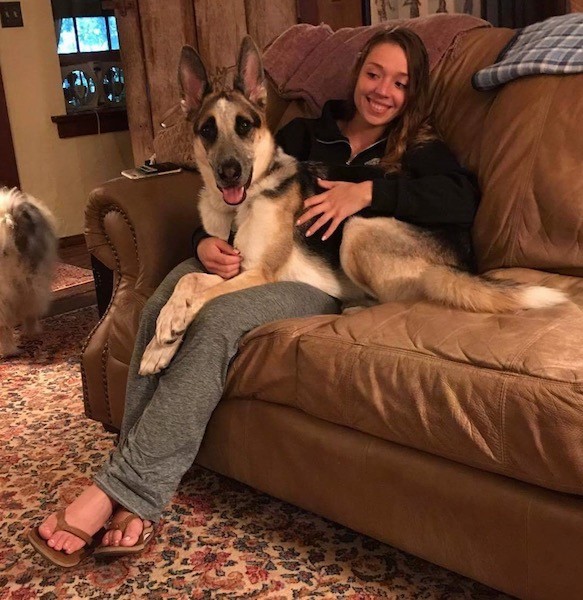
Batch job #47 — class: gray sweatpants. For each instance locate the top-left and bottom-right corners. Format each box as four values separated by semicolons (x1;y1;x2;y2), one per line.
94;257;340;521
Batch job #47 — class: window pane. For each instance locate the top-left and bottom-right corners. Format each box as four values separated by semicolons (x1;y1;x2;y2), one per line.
76;17;109;52
57;18;78;54
108;16;120;50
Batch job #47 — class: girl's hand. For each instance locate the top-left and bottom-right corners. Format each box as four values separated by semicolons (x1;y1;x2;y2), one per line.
197;237;242;279
296;178;373;240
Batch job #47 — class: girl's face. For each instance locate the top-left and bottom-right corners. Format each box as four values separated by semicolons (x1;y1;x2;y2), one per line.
353;42;409;128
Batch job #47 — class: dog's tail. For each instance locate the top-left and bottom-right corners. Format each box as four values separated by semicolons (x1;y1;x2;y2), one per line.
420;266;567;313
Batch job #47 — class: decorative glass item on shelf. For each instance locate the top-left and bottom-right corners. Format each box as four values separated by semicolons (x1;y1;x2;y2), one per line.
61;64;99;111
101;63;125;105
61;62;126;113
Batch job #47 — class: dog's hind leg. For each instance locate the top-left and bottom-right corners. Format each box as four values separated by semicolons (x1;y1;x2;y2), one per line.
340;217;427;304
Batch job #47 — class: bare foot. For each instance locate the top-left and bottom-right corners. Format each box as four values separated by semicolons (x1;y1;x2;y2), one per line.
101;508;152;548
38;485;116;555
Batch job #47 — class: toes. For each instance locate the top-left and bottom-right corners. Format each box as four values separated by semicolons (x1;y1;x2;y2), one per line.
101;527;126;547
111;529;123;546
60;533;85;555
38;516;56;541
62;537;77;555
120;518;143;547
50;531;67;551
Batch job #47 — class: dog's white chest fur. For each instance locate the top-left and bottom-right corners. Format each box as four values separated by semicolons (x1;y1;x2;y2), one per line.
233;198;283;269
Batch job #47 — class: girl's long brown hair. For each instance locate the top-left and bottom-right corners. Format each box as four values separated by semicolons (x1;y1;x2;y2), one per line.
345;28;437;173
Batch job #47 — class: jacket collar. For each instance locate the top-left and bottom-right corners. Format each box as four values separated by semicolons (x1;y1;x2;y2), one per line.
314;100;350;143
315;100;388;150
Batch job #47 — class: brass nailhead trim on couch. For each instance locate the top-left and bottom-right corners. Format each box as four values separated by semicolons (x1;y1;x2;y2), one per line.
81;205;139;428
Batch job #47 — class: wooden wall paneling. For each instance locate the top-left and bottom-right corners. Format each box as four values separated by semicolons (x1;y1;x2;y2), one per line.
139;0;197;142
114;1;154;165
244;0;297;50
194;0;248;73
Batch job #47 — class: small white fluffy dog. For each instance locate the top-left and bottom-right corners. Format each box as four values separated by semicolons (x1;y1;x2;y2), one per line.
0;187;57;357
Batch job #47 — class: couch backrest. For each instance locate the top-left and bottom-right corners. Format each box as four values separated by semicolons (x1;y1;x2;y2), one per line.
267;25;583;276
432;27;583;275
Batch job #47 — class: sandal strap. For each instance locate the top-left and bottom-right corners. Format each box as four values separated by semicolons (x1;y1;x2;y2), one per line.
55;510;93;545
107;512;141;533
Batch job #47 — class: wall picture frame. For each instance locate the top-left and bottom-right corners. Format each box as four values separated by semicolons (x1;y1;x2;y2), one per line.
367;0;481;24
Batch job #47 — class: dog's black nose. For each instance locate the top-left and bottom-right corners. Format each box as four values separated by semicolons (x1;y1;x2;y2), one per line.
218;159;242;184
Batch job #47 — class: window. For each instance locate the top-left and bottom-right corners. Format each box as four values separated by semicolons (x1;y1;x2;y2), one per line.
57;16;120;54
50;1;128;136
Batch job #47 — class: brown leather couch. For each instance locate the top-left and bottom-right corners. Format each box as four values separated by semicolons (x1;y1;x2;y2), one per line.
83;24;583;599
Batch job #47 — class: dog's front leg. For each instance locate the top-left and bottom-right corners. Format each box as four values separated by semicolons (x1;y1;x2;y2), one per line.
172;268;270;329
155;273;224;344
139;270;269;375
139;272;223;376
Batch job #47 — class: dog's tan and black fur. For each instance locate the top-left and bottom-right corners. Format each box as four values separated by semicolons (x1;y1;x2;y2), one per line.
139;37;566;375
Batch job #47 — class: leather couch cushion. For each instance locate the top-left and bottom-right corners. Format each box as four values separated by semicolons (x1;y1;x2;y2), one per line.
225;269;583;495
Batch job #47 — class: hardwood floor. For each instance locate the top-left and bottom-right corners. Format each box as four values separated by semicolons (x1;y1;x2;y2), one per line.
58;234;92;270
50;234;98;316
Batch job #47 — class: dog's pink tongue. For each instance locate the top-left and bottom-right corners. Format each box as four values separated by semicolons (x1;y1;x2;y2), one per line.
222;186;245;205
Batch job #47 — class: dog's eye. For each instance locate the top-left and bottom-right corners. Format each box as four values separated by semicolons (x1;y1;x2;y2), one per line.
198;117;217;142
235;116;253;137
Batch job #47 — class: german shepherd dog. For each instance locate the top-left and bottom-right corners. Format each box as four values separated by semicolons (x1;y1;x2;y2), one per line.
139;37;566;376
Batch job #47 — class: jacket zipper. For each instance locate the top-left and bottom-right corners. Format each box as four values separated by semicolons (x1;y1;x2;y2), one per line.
316;137;387;165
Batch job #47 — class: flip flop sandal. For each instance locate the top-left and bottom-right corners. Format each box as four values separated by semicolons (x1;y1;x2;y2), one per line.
93;512;155;558
28;509;99;568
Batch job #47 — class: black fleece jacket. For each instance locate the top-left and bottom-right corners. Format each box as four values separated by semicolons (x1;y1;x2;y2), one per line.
191;100;480;253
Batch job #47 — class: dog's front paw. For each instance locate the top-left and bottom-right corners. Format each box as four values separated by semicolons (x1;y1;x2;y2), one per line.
139;335;184;376
155;296;205;345
155;298;193;345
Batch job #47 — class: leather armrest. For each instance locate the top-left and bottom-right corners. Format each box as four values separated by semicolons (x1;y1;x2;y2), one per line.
85;170;202;298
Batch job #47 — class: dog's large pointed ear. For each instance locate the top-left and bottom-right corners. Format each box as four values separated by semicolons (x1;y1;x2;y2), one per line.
235;36;266;109
178;45;209;118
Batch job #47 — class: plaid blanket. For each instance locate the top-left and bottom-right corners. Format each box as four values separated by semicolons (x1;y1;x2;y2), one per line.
473;13;583;91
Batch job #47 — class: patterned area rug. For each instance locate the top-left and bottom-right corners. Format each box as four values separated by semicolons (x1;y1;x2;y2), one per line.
52;262;95;298
0;308;512;599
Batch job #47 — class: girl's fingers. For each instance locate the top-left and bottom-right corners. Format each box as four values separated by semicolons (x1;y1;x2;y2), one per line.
303;192;328;208
297;205;325;226
220;267;240;279
217;252;242;266
321;219;341;241
317;178;338;189
215;239;239;254
306;213;332;237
